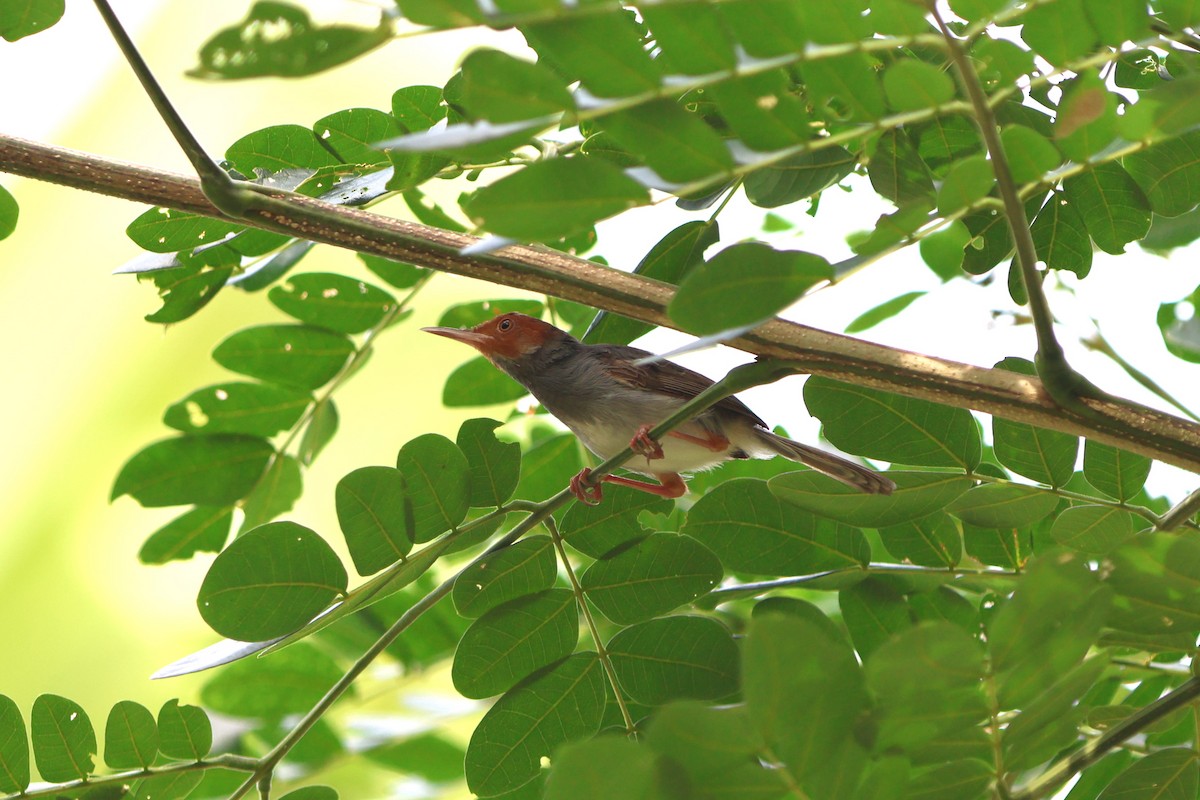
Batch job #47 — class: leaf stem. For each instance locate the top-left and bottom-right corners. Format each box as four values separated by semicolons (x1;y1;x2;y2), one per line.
1011;677;1200;800
545;516;637;737
1;754;258;800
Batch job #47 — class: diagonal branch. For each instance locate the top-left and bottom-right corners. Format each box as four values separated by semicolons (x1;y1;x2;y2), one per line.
3;133;1200;475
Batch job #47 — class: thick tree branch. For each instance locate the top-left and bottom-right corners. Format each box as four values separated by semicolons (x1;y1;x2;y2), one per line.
4;133;1200;475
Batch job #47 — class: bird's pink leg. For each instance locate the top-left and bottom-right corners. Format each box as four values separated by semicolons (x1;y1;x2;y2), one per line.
666;429;730;452
569;468;687;505
629;424;665;460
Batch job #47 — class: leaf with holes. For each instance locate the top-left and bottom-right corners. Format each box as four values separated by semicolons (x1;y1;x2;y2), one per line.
465;653;606;797
453;536;557;619
163;382;311;437
269;273;396;334
31;695;95;782
213;324;354;391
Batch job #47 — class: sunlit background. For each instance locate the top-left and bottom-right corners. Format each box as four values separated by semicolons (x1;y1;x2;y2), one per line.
1;0;1196;788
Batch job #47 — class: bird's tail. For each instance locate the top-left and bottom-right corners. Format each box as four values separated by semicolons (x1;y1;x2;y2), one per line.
755;429;896;495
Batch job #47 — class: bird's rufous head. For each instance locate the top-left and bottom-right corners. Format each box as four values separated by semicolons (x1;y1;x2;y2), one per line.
422;312;563;361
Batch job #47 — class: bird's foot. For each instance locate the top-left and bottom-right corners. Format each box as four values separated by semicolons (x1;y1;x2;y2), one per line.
570;468;604;506
630;424;665;460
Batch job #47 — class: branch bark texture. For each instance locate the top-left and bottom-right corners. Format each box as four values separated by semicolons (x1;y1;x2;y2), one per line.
5;132;1200;474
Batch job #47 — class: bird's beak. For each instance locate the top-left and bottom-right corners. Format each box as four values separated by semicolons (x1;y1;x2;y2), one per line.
421;326;494;353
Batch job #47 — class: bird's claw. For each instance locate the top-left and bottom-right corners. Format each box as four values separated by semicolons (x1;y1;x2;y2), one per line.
630;424;664;461
570;468;603;506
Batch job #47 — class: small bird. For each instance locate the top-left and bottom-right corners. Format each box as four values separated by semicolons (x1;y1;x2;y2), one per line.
424;313;895;504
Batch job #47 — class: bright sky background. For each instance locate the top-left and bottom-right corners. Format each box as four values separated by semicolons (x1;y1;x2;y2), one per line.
1;0;1198;756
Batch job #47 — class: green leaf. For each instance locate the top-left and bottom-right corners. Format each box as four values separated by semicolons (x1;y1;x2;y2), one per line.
1055;75;1118;161
988;555;1110;707
443;356;529;407
464;157;648;242
961;207;1014;274
919;221;972;279
452;588;579;699
156;700;210;761
745;147;857;209
125;207;243;254
112;435;273;508
30;695;95;782
561;484;671;558
963;522;1030;569
358;253;428;288
0;0;63;41
277;788;338;800
1085;0;1149;44
544;737;665;800
839;579;913;660
212;324;354;391
866;623;987;752
684;477;868;574
465;653;606;797
268;273;396;334
140;262;234;324
1048;505;1139;555
1083;441;1151;501
513;432;585;502
239;454;303;532
191;1;388;79
1030;191;1093;278
395;433;471;543
1159;0;1200;27
937;156;995;216
363;732;465;782
803;53;885;122
608;616;738;705
437;299;544;329
1001;125;1061;184
103;701;157;770
668;242;830;335
600;100;733;184
917;115;980;173
163;382;311;437
868;130;935;206
901;759;991;800
313;108;395;166
804;377;981;468
138;506;233;564
1124;131;1200;217
197;521;348;641
846;291;926;333
522;12;659;99
457;418;522;507
884;60;955;112
770;471;971;528
336;466;413;575
1096;748;1198;799
582;533;722;625
0;184;16;240
584;221;719;345
879;512;963;568
459;49;572;123
1106;533;1200;636
1003;656;1107;771
1021;0;1096;66
706;71;808;152
991;361;1079;485
454;536;556;618
947;484;1058;528
224;124;338;176
1062;162;1151;255
200;642;342;721
0;695;29;793
299;399;338;465
743;614;867;785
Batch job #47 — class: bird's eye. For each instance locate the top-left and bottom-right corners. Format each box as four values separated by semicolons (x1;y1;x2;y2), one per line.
498;318;512;331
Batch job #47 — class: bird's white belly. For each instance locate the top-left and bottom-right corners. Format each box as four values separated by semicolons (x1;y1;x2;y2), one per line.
570;418;738;475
